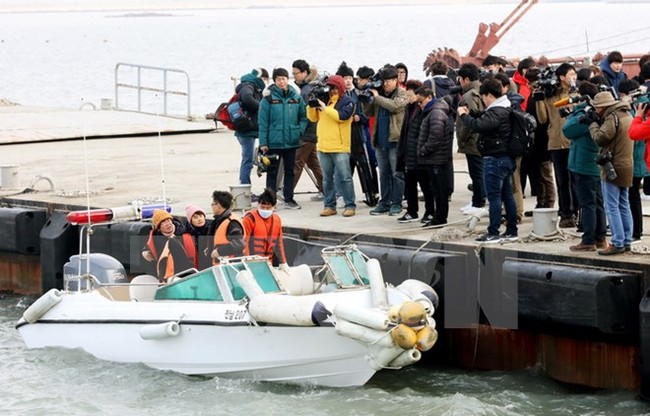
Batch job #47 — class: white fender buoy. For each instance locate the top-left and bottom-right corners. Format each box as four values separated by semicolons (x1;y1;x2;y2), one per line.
236;270;263;299
366;258;388;310
388;348;422;368
248;294;316;326
335;319;394;348
396;279;438;313
139;321;180;340
367;345;404;370
23;289;62;323
388;304;401;323
333;303;390;330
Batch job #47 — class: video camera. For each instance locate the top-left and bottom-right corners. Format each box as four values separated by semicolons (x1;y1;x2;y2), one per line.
254;152;279;177
307;75;331;108
532;67;559;100
626;85;649;105
554;94;590;118
358;70;384;103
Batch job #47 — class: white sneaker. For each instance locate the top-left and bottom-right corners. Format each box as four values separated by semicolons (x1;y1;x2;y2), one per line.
641;194;650;201
460;202;473;212
336;196;345;208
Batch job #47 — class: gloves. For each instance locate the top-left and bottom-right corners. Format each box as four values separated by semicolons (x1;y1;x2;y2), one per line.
142;250;154;262
278;263;290;273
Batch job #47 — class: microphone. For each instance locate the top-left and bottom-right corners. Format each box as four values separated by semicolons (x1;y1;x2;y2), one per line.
553;97;571;107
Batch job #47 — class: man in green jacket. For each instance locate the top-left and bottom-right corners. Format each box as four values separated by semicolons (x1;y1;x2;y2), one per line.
258;67;307;210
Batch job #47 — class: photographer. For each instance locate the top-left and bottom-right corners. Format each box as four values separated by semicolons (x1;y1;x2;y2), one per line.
535;63;579;228
306;75;356;217
585;91;634;255
561;82;607;251
362;66;409;216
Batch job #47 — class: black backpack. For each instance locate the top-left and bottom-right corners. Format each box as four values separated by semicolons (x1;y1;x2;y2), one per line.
508;108;536;157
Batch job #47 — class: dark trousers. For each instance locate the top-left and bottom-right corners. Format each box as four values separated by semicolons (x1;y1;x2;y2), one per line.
550;149;578;219
404;167;435;218
266;147;297;202
431;164;450;224
574;172;607;245
466;154;486;208
630;176;644;239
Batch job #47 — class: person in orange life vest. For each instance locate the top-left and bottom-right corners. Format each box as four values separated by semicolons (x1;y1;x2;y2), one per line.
205;190;245;265
183;204;210;270
242;188;288;269
142;209;194;282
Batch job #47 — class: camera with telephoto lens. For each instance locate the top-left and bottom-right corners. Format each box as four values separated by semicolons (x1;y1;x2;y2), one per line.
255;152;279;177
558;95;590;118
532;67;559;100
596;150;617;181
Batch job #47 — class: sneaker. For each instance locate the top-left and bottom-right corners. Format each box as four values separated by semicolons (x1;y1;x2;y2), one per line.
463;206;484;215
598;244;626;256
310;192;324;201
319;207;337;217
389;205;402;216
558;217;576;228
625;245;632;252
422;220;440;228
284;200;301;210
420;213;434;224
596;239;608;249
460;202;473;212
336;196;345;209
570;242;596;252
499;233;518;242
641;194;650;201
342;209;355;217
397;213;419;223
475;233;501;243
370;205;390;215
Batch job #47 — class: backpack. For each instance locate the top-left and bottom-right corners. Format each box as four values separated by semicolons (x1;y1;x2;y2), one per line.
215;93;257;132
508;108;536;157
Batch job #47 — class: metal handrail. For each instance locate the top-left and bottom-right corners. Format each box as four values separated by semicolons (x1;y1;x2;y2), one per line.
114;63;191;118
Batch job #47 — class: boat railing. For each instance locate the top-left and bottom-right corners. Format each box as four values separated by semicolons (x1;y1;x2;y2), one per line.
114;63;191;119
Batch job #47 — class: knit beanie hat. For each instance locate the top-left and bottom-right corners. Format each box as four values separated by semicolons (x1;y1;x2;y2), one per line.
152;209;173;229
326;75;347;96
336;61;354;78
272;67;289;80
185;204;205;223
241;68;267;90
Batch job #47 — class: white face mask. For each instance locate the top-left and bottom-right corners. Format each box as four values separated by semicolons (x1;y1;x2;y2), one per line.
258;209;273;219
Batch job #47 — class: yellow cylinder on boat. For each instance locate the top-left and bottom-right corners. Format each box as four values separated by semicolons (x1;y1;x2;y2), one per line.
416;326;438;351
391;323;417;349
388;304;401;323
398;301;426;327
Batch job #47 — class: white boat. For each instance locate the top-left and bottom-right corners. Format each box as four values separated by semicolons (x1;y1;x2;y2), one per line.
16;206;439;387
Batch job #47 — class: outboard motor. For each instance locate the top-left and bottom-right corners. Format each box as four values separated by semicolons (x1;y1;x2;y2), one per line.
63;253;127;290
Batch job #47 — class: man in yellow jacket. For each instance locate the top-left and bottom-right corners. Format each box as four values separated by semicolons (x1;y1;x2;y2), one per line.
307;75;356;217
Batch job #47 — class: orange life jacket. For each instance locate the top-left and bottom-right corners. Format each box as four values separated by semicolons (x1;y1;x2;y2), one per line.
212;215;244;265
243;210;285;264
146;231;195;280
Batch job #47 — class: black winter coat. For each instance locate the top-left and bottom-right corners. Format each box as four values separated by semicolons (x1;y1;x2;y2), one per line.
460;104;511;157
397;102;422;172
235;81;264;136
418;98;454;166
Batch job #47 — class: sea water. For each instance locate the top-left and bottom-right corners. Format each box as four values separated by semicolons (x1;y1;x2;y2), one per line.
0;2;649;116
3;2;650;414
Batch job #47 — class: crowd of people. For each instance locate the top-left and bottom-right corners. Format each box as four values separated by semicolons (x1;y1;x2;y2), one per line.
175;51;650;275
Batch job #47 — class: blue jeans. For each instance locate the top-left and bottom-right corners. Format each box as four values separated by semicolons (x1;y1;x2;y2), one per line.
318;152;356;209
601;180;633;248
235;133;255;185
573;173;606;245
483;155;517;236
375;146;404;209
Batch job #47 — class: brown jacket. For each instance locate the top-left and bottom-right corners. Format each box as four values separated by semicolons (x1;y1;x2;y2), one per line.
588;101;633;188
363;87;408;146
536;85;571;150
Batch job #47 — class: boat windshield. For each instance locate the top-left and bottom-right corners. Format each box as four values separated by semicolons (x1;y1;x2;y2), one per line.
322;247;370;287
154;269;223;301
221;259;282;300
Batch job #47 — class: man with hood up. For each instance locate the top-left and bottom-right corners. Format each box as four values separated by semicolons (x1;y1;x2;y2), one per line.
233;68;268;186
599;51;627;94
